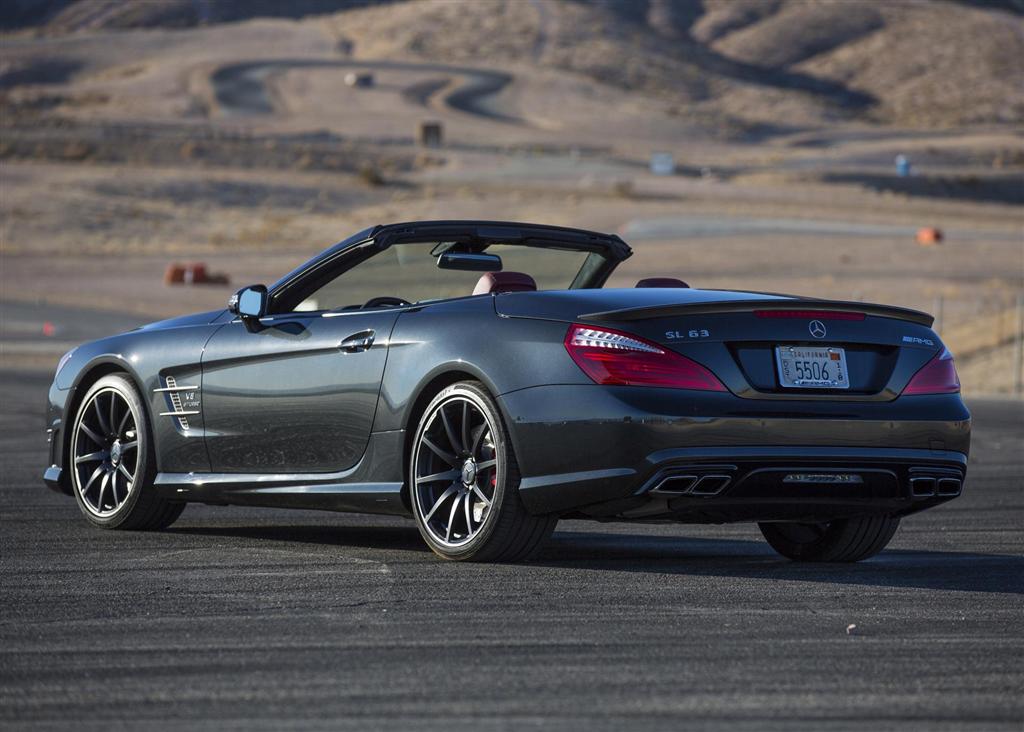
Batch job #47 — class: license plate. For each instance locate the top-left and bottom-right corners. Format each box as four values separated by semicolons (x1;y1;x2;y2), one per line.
775;345;849;389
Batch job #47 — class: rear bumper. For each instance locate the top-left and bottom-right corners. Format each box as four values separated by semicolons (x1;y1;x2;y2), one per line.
580;446;964;523
499;385;970;520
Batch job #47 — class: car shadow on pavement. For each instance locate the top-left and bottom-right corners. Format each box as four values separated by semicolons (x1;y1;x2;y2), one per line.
538;532;1024;595
169;522;1023;595
167;523;431;553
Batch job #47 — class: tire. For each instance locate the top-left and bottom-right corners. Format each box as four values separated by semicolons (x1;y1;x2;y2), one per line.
69;373;185;530
758;515;900;562
409;381;556;561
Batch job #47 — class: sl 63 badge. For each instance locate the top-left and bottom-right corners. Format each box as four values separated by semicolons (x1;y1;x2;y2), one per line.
665;328;710;340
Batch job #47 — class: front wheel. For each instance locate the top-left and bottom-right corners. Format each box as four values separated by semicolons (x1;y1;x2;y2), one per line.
759;515;900;562
410;381;556;561
69;373;185;530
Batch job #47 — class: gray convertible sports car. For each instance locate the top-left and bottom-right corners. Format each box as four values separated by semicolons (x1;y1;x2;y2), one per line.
44;220;970;561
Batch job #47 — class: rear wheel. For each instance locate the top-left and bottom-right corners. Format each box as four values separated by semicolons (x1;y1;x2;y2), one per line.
759;516;900;562
410;381;556;562
70;373;185;530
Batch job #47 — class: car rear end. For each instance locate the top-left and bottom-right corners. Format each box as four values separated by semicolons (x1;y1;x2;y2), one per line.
496;292;970;526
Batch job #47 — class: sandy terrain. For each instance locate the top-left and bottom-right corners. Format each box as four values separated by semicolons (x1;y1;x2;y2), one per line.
1;0;1022;394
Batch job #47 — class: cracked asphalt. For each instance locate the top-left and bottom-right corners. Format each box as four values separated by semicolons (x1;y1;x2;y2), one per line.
1;370;1021;730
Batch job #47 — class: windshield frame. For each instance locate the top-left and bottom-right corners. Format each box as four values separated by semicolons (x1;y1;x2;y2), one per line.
267;220;631;315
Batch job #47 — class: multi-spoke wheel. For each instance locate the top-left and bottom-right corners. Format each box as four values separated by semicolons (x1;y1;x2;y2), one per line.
759;515;900;562
72;384;139;517
410;381;556;561
70;374;184;530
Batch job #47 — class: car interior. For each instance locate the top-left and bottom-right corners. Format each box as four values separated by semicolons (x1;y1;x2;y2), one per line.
283;236;690;316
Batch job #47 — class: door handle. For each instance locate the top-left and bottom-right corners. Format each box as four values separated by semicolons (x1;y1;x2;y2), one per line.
339;330;375;353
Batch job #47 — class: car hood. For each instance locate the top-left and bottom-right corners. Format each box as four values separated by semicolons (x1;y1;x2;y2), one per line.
136;309;227;331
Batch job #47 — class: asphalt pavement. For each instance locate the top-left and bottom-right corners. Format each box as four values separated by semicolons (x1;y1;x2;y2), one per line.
1;369;1021;730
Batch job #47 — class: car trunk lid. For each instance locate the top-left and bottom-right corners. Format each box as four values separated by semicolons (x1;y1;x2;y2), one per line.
576;296;938;400
580;297;933;328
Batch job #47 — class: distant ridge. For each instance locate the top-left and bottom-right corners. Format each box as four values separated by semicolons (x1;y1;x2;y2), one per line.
0;0;395;31
2;0;1021;130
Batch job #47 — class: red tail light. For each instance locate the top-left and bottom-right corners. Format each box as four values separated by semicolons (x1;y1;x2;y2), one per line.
902;347;960;395
564;324;727;391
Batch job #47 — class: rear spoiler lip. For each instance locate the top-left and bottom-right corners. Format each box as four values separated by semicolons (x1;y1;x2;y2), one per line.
580;299;934;328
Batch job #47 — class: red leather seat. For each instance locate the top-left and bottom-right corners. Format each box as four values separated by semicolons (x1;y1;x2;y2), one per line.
635;277;689;288
473;271;537;295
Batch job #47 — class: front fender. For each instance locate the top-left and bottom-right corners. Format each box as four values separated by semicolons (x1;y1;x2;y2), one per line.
47;348;149;496
48;320;220;482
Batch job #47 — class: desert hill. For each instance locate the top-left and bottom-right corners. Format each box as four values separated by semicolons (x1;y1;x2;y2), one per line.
3;0;1022;131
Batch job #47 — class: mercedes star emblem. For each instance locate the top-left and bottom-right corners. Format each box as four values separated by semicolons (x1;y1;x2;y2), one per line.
809;320;827;338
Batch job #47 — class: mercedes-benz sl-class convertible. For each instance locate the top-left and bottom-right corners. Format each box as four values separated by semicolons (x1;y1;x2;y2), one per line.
44;220;970;561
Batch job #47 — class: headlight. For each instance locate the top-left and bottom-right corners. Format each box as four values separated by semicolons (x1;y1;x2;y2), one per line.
55;348;76;377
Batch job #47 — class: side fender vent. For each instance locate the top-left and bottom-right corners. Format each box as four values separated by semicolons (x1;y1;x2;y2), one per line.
164;376;189;430
155;375;200;431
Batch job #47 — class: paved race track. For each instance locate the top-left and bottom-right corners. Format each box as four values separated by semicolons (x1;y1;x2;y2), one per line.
211;59;519;123
1;370;1021;730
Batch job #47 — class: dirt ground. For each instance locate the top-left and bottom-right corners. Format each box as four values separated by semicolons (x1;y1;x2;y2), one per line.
1;3;1022;394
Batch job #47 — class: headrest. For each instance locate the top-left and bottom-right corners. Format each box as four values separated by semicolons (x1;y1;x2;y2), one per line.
635;277;689;288
473;271;537;295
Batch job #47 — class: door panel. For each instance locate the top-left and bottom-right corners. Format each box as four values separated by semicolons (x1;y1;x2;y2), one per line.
201;310;399;473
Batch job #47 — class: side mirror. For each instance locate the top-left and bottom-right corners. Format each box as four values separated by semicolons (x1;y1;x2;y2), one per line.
229;285;268;320
436;251;503;272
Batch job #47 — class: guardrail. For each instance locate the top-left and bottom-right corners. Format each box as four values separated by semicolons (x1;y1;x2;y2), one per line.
935;294;1024;395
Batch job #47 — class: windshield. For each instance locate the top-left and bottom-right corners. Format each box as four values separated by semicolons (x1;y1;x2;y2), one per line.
294;242;591;312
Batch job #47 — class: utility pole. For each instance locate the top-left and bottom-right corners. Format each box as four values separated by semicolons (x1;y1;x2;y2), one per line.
1014;294;1023;396
933;295;944;336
